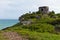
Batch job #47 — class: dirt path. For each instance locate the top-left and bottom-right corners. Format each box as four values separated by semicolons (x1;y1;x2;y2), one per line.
3;32;28;40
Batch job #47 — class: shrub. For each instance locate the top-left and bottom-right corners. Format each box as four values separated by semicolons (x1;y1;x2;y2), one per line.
22;23;54;33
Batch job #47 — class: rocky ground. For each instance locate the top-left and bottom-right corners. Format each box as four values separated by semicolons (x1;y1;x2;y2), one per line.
3;32;28;40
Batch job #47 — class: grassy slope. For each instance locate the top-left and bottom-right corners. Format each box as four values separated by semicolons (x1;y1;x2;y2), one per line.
0;12;60;40
1;23;60;40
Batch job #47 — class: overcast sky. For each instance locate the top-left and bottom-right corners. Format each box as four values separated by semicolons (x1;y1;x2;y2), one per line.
0;0;60;19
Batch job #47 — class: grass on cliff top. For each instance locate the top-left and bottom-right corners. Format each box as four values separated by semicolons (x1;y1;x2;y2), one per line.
1;22;60;40
2;27;60;40
1;12;60;40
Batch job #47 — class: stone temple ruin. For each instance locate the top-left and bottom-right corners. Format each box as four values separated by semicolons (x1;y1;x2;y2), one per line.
19;6;49;25
39;6;49;14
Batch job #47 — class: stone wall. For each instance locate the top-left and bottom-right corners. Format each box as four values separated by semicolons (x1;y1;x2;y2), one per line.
39;6;49;14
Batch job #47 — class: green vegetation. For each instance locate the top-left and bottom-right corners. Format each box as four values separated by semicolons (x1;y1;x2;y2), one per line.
2;23;60;40
0;9;60;40
1;11;60;40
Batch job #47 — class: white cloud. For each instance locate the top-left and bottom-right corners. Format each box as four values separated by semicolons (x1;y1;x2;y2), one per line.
0;0;60;19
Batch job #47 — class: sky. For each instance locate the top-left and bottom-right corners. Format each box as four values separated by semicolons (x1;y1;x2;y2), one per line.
0;0;60;19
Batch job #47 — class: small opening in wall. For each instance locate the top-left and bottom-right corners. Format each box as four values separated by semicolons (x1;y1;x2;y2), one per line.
41;9;43;11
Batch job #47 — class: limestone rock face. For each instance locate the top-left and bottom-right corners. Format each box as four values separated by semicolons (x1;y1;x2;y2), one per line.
21;20;32;25
19;17;32;25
